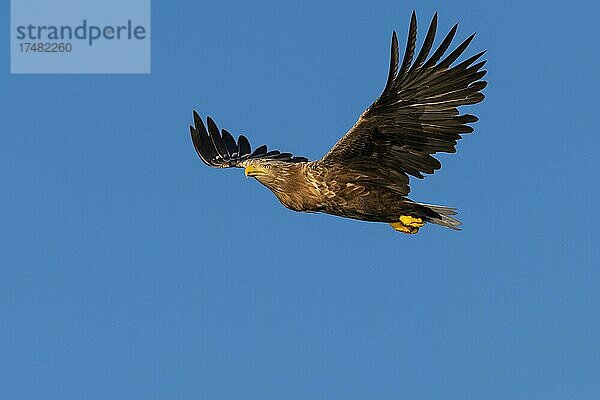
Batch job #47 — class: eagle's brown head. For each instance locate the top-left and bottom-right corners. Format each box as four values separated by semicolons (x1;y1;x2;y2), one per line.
244;160;295;185
243;160;310;211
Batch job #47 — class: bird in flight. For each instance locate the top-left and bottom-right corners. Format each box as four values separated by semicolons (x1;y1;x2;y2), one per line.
190;12;486;234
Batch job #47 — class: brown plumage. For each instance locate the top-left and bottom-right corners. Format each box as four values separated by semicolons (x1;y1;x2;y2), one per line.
190;12;487;234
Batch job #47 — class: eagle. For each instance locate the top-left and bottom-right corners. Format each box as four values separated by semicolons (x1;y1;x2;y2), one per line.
190;12;486;234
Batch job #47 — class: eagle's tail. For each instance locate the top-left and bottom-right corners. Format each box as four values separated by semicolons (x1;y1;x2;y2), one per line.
418;203;462;231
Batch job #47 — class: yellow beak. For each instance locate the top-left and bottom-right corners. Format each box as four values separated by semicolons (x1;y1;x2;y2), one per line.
245;165;257;177
245;164;268;177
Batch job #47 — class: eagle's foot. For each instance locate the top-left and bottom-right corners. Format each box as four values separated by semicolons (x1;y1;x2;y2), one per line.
390;216;425;234
399;215;424;227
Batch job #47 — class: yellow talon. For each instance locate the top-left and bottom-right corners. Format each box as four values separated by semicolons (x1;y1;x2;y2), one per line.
399;215;424;228
389;221;420;234
390;215;425;234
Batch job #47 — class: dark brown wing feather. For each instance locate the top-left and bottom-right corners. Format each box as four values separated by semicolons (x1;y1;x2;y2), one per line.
319;12;486;195
190;111;308;168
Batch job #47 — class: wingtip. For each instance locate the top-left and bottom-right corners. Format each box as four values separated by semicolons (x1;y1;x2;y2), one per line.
464;32;477;47
429;13;438;31
189;125;202;157
206;115;218;132
192;110;205;131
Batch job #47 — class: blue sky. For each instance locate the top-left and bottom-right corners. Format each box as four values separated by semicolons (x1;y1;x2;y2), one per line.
1;0;599;399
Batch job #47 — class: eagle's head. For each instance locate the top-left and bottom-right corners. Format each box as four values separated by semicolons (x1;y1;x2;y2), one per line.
244;159;307;192
244;159;309;211
244;160;287;184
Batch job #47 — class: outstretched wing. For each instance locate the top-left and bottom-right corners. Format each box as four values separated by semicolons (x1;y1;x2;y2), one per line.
320;12;486;195
190;110;308;168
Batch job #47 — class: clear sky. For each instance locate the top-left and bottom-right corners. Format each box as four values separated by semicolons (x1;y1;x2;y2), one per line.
1;0;599;399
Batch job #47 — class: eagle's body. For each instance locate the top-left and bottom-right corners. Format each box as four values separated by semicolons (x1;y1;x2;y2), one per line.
190;12;486;234
249;160;443;224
